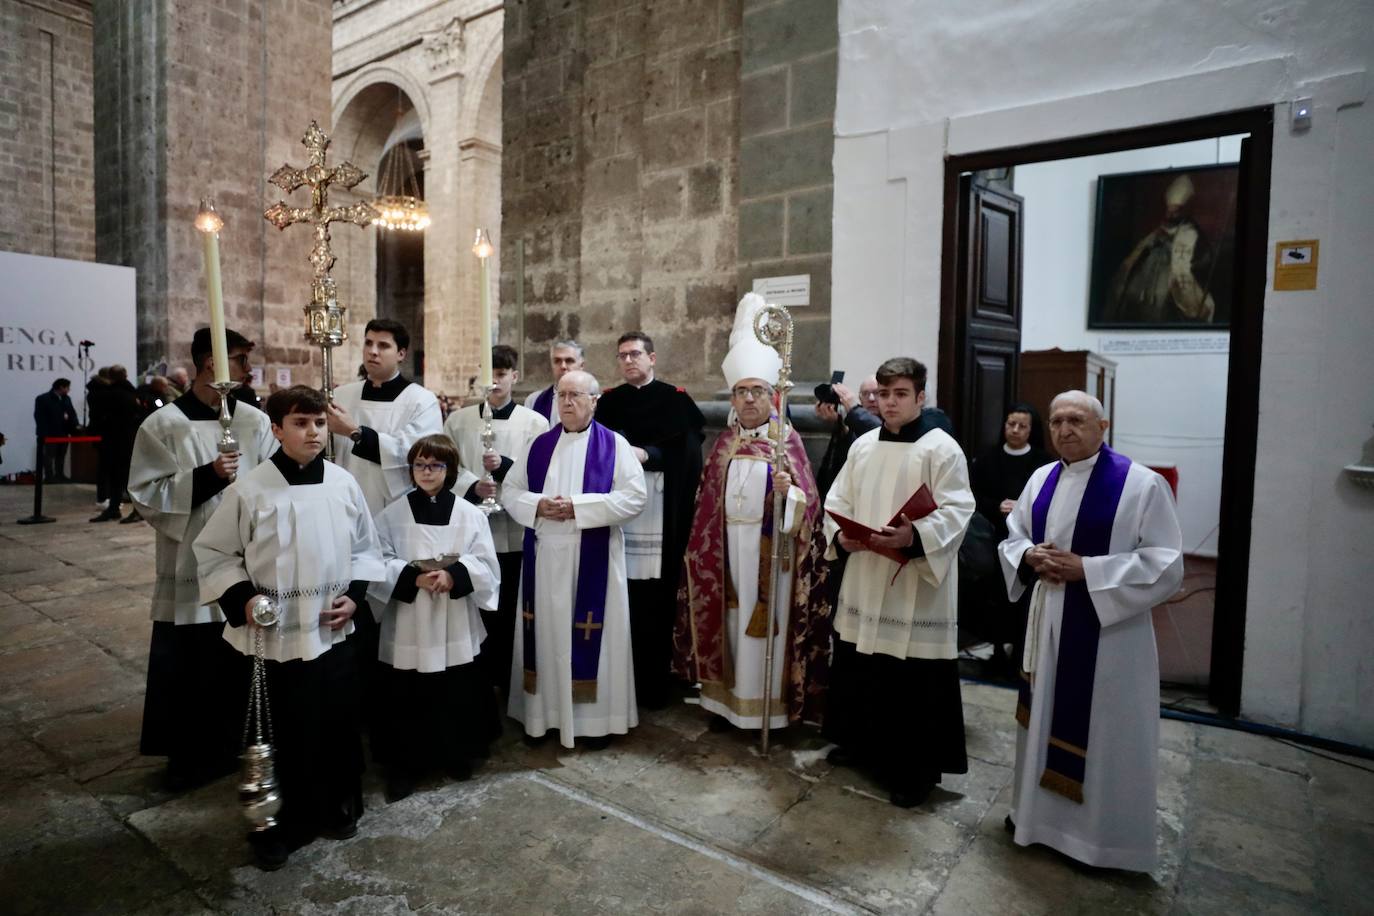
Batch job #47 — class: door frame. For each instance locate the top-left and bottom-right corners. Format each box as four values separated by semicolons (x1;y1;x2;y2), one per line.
937;106;1274;715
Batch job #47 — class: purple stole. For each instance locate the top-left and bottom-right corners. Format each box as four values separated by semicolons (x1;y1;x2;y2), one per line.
532;386;555;422
521;421;616;703
1018;445;1132;803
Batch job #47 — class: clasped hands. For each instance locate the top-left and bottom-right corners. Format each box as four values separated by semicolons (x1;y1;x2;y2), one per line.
1024;542;1085;585
416;569;454;594
836;513;917;553
537;496;576;521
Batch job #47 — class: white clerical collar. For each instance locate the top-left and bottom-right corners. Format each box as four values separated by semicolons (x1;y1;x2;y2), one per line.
368;370;401;385
630;376;654;388
738;421;769;438
1004;443;1031;456
562;422;592;436
1060;449;1102;472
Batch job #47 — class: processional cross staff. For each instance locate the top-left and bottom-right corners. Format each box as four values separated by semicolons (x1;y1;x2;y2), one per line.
263;120;378;460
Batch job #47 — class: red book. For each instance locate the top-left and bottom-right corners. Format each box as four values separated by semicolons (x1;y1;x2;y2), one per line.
826;485;939;567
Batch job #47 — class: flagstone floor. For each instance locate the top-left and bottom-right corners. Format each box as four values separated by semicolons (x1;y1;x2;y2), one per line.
1;482;1370;915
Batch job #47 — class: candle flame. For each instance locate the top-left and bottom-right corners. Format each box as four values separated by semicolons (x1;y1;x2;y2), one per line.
195;198;224;234
472;227;494;259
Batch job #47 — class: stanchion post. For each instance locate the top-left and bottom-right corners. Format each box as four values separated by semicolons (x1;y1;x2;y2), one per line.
17;435;56;525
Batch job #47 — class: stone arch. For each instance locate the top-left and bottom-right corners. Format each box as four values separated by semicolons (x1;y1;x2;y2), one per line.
330;75;431;380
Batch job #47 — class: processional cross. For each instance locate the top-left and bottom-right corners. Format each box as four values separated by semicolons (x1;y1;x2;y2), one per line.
263;121;378;456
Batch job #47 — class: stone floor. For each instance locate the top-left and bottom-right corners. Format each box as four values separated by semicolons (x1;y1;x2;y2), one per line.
1;483;1371;915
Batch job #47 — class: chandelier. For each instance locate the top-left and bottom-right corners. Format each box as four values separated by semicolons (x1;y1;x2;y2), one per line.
372;135;430;232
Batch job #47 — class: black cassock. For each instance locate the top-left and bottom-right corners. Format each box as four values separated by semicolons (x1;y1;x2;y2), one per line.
594;378;704;707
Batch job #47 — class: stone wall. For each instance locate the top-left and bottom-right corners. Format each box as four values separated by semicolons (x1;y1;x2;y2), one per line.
736;0;836;382
0;0;96;263
94;0;332;376
502;0;836;396
503;0;745;394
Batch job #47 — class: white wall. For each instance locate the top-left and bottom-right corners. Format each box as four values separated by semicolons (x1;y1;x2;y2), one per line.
832;0;1374;745
1015;137;1242;556
0;252;137;472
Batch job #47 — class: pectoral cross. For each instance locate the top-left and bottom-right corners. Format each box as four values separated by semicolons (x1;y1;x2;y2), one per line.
574;610;602;642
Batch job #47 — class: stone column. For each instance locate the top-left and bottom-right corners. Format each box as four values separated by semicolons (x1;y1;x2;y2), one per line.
421;45;471;398
93;0;332;380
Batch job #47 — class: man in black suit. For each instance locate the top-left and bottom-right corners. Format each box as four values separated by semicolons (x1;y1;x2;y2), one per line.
34;378;78;482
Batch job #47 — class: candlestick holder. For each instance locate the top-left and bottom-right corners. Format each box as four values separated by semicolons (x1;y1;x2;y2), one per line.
477;385;504;517
211;381;241;481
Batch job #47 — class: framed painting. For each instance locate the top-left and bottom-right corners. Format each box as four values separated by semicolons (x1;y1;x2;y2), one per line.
1087;163;1238;329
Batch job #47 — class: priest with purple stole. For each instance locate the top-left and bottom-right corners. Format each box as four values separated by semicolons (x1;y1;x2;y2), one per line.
999;390;1183;873
523;339;585;424
673;294;831;731
502;370;647;749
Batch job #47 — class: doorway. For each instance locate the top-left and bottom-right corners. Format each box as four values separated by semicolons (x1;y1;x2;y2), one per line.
939;107;1274;714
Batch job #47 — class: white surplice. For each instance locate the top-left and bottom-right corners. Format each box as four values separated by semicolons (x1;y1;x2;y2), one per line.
194;459;386;663
822;427;975;659
699;423;805;729
502;426;647;747
443;401;549;554
622;469;664;579
999;451;1183;872
129;398;277;624
369;493;501;672
331;378;443;516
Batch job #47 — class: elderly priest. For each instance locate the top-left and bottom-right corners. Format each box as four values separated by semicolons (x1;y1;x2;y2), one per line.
502;370;648;749
673;294;830;731
999;389;1183;872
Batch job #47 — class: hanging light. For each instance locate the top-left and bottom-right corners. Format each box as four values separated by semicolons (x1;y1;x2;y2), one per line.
372;96;430;232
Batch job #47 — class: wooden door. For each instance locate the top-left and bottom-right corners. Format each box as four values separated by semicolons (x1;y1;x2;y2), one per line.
954;179;1025;455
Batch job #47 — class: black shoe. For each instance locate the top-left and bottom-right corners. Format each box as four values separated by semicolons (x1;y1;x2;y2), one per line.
826;746;865;768
580;735;612;751
89;510;119;523
522;732;550;748
250;834;289;871
890;783;934;808
119;510;142;524
318;814;359;840
707;714;732;733
1004;815;1016;834
384;772;415;804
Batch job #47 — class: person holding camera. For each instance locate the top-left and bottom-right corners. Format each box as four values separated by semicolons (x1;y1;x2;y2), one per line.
815;376;954;499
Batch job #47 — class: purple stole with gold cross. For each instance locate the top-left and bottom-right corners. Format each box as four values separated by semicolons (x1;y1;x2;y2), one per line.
1018;444;1132;803
520;421;615;703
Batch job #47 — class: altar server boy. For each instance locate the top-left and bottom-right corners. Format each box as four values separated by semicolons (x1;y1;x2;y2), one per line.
370;434;502;802
195;385;385;871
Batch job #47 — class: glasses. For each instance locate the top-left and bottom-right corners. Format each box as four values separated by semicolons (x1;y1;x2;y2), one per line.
556;391;594;402
229;353;251;366
411;462;447;473
616;349;647;362
732;386;770;401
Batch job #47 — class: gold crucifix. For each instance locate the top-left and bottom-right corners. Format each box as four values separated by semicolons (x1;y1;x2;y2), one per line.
263;121;378;457
574;610;602;642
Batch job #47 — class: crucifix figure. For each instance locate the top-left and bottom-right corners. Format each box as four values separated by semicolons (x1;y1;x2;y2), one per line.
263;121;378;457
574;610;603;642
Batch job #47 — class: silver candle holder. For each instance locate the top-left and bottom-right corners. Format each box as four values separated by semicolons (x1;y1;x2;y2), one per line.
210;381;240;482
477;385;504;517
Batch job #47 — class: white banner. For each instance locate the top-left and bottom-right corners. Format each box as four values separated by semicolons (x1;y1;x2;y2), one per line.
0;252;137;474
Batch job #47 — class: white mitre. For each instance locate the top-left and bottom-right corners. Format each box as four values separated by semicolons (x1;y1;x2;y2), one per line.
720;293;782;389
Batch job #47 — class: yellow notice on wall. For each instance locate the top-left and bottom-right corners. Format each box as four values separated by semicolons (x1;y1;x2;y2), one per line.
1274;240;1319;291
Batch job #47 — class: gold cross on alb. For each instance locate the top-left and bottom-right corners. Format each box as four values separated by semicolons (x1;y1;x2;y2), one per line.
263;121;378;313
575;610;602;642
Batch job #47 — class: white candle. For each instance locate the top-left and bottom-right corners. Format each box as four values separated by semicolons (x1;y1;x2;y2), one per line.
196;200;229;385
473;228;494;388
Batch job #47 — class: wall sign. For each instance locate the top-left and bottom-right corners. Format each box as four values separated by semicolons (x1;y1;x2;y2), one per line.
1274;240;1318;291
1099;335;1230;355
751;274;810;307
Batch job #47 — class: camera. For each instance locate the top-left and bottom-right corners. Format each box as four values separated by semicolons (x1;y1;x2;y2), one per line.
813;370;845;406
